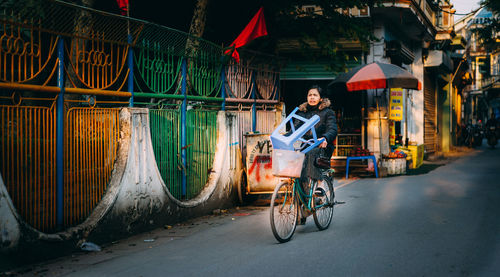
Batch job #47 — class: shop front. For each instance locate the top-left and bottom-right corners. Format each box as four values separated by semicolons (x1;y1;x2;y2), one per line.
326;61;424;176
280;59;424;177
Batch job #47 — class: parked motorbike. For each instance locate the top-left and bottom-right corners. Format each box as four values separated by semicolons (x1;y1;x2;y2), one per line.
465;124;483;147
486;125;497;148
472;124;484;147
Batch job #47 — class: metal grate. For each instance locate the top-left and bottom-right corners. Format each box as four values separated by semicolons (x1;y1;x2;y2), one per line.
64;107;119;227
185;108;217;198
149;107;218;200
149;107;182;197
0;102;57;232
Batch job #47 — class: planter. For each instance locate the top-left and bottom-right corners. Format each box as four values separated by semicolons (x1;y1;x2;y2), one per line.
381;158;406;175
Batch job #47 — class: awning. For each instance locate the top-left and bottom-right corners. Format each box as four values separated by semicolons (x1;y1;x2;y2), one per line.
424;50;453;72
450;34;467;50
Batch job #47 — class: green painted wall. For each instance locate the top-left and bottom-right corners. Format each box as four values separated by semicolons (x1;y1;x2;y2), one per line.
438;74;452;152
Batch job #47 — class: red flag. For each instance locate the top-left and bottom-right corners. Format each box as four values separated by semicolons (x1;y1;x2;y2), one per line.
116;0;128;16
226;7;268;63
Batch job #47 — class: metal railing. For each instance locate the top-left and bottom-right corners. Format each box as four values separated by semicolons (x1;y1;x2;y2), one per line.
0;0;281;232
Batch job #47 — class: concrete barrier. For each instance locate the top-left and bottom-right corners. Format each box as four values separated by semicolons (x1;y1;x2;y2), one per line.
0;173;20;252
0;108;241;267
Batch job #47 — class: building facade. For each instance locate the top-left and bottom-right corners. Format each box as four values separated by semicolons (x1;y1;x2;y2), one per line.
279;0;462;161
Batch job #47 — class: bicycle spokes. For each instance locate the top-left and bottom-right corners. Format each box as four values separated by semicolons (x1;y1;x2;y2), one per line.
270;181;298;243
312;179;334;230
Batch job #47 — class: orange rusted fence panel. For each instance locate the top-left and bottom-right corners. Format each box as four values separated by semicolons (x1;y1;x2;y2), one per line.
0;99;57;232
64;107;120;226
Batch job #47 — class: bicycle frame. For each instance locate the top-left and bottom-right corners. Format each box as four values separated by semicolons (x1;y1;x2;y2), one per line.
281;177;328;212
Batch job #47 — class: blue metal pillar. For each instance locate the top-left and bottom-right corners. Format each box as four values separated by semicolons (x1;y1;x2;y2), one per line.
181;59;187;197
251;70;256;132
128;34;134;107
56;37;64;228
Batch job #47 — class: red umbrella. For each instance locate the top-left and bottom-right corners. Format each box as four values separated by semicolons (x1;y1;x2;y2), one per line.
329;62;421;91
328;62;421;158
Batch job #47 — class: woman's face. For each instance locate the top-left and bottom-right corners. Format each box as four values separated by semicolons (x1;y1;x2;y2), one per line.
307;88;322;106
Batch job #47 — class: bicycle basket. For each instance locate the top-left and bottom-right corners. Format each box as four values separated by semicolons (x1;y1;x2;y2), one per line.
272;149;305;177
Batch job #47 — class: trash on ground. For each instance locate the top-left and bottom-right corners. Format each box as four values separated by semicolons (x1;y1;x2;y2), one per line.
80;242;101;252
144;239;155;242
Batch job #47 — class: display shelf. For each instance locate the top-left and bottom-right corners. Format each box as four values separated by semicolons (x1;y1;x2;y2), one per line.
334;133;362;158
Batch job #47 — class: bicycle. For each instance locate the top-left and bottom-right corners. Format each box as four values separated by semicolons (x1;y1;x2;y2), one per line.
270;167;335;243
269;107;335;243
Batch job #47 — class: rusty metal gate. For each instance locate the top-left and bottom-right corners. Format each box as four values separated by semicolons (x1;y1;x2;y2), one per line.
424;73;437;153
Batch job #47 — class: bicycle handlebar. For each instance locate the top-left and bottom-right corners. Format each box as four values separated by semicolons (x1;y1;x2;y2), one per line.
297;137;326;154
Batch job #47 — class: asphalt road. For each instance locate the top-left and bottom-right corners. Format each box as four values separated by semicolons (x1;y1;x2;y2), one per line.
7;144;500;277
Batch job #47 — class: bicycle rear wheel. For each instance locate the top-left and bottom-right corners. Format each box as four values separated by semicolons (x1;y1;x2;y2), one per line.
270;180;298;243
312;177;334;230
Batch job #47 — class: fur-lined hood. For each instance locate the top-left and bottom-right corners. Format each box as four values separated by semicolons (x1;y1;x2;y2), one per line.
298;98;331;112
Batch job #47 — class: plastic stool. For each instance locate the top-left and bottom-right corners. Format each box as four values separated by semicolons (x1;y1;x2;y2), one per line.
345;155;378;179
270;107;322;153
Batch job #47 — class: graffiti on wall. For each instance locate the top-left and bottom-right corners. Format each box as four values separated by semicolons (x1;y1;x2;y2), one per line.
245;135;281;192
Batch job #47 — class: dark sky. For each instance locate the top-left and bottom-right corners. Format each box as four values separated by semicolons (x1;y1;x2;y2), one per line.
95;0;266;46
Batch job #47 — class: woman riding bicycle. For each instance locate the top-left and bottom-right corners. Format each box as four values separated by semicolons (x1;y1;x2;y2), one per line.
292;85;338;224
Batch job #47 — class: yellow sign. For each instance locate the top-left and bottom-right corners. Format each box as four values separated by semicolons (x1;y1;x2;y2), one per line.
389;121;395;145
389;88;404;121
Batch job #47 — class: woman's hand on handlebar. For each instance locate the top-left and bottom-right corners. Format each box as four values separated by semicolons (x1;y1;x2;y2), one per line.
319;137;327;148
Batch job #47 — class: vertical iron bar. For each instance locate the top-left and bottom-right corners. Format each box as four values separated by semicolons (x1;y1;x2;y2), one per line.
221;63;226;111
181;59;187;198
128;35;134;107
56;37;64;228
252;70;256;132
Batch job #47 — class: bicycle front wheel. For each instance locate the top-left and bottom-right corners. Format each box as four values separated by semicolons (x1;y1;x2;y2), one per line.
312;177;334;230
270;180;298;243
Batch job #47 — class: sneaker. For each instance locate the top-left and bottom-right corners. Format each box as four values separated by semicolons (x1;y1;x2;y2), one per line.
301;205;312;217
314;197;324;206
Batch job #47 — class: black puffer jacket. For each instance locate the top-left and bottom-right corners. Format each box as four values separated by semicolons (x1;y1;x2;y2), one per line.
295;98;338;146
293;98;338;181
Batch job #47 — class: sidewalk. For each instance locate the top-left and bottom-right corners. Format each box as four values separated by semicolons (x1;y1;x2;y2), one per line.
1;206;267;276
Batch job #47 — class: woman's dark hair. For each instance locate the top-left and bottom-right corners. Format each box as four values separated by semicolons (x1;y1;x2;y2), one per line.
308;84;323;97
